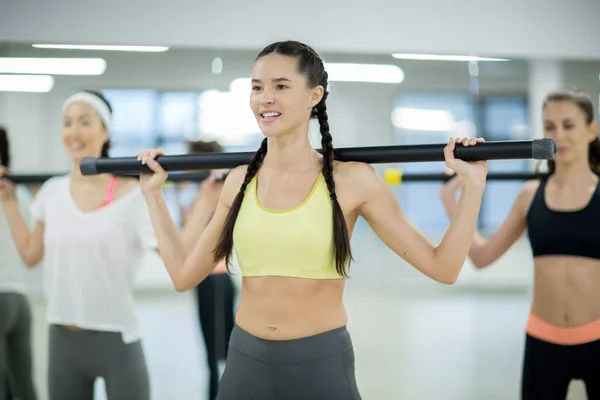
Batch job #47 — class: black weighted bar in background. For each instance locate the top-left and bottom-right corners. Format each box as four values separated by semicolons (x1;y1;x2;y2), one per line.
389;171;543;183
79;139;557;176
2;170;546;185
2;171;218;185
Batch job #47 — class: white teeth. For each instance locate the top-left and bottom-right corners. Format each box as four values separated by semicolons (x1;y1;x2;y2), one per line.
262;112;280;118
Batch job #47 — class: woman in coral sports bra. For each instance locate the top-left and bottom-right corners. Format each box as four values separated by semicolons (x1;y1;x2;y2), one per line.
441;87;600;400
0;90;157;400
137;41;488;399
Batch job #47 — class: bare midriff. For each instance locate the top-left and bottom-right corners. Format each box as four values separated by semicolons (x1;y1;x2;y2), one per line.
531;255;600;327
235;276;347;340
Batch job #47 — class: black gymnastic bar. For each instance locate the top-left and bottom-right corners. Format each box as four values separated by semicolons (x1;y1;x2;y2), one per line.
400;172;544;182
2;171;220;185
3;171;544;185
79;139;556;176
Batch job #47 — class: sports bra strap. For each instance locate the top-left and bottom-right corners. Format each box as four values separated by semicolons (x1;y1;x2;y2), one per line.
102;175;118;207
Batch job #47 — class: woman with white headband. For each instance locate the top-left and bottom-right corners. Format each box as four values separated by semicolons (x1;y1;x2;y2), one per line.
0;90;156;400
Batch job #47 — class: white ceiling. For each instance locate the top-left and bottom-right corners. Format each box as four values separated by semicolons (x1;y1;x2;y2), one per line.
2;0;599;60
0;43;532;95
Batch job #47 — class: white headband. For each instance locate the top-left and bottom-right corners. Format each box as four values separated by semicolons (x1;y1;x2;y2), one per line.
62;91;112;129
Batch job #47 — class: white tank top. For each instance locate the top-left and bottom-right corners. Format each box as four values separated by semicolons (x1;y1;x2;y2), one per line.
30;175;157;343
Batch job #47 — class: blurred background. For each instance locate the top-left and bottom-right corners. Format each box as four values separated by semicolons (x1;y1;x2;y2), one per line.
1;0;599;399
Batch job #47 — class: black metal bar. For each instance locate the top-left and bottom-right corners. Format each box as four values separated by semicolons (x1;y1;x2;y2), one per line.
2;171;220;185
2;170;545;185
397;172;544;182
79;139;557;176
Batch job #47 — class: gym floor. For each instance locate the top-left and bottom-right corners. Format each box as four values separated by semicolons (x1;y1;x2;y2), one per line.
26;229;589;400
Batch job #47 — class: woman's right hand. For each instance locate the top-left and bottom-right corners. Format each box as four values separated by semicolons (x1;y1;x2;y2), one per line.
0;167;16;202
136;148;168;197
440;167;463;198
194;169;228;213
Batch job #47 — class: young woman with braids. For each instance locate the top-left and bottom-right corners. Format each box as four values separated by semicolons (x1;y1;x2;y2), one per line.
0;91;156;400
137;40;488;399
440;87;600;399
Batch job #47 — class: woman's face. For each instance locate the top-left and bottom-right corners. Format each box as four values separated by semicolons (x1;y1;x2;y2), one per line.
62;102;108;162
249;53;323;139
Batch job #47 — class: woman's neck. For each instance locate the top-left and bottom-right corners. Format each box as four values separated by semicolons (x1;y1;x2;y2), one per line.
551;157;597;187
69;159;108;185
264;133;321;173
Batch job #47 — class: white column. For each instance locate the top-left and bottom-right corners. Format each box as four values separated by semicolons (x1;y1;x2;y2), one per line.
528;60;565;170
323;82;398;148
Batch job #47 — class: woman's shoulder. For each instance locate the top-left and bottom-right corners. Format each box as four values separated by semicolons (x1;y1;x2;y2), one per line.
220;165;250;204
114;175;141;198
37;174;69;194
515;179;542;215
117;175;139;189
332;160;379;186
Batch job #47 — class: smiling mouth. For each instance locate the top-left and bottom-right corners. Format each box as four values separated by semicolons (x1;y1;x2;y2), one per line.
260;112;281;120
68;142;86;151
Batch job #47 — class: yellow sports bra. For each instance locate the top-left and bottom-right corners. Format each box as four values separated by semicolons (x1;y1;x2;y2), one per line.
232;172;344;279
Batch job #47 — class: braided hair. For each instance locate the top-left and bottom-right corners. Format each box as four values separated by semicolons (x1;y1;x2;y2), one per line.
213;41;352;276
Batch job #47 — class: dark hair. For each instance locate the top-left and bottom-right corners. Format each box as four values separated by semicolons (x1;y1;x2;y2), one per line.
0;125;9;168
213;40;352;277
68;89;113;158
541;87;599;176
188;140;223;154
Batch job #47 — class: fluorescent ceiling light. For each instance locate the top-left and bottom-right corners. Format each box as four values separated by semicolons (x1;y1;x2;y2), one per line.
0;74;54;92
0;58;106;75
32;44;169;52
392;53;509;62
229;63;405;88
391;107;456;131
325;63;404;83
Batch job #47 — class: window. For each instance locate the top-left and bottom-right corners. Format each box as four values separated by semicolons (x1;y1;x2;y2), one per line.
388;92;530;235
391;93;477;231
478;96;530;232
100;87;265;227
101;89;202;228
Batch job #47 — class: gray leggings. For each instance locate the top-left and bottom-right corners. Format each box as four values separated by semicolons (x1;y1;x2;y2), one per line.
48;325;150;400
216;324;362;400
0;292;37;400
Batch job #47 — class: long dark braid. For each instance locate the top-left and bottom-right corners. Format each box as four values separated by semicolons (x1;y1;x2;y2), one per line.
213;138;268;269
212;40;353;276
315;90;352;276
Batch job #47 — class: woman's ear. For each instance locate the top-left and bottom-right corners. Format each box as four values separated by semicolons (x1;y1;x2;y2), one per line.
588;120;599;143
310;85;324;108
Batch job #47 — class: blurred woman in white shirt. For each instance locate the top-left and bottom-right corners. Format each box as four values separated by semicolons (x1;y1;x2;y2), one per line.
0;91;156;400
